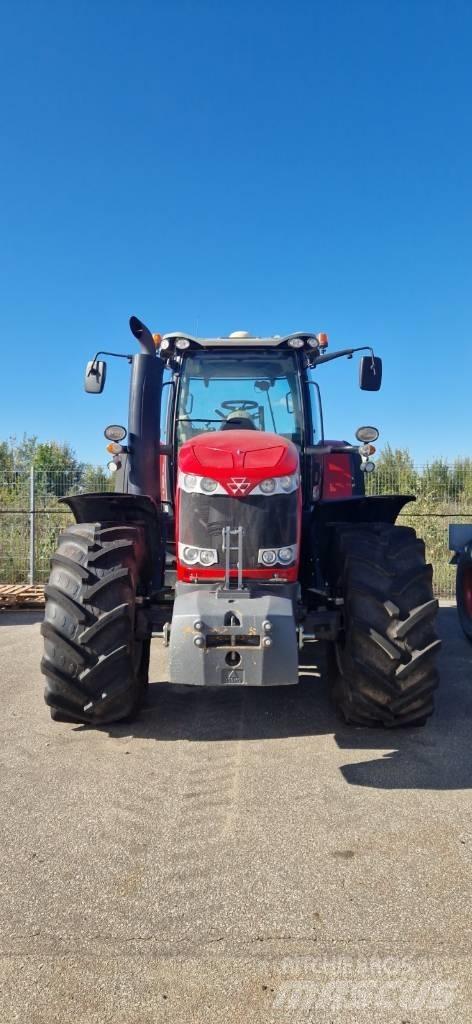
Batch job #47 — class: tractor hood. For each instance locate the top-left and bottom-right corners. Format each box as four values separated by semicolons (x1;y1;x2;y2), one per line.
178;430;299;496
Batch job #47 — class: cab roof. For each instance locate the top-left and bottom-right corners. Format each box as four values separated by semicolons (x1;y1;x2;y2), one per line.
161;331;320;350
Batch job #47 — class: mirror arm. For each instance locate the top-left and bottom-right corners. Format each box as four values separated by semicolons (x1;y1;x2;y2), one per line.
87;351;133;377
311;346;375;367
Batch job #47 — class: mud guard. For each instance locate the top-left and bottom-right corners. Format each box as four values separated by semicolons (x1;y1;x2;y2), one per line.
314;494;415;525
300;494;415;593
59;492;166;591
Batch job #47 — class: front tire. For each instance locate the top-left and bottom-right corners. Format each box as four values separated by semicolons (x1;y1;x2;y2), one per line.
41;523;151;725
332;523;440;727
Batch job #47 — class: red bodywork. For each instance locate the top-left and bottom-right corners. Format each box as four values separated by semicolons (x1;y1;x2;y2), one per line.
321;448;356;499
176;430;301;583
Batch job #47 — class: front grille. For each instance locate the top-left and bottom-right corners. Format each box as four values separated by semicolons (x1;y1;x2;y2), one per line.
178;491;298;570
206;633;261;648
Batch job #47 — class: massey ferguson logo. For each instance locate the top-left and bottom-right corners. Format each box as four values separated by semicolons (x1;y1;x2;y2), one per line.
228;477;251;496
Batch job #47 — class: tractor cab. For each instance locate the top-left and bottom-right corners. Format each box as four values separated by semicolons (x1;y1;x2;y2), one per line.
159;336;369;518
161;343;312;512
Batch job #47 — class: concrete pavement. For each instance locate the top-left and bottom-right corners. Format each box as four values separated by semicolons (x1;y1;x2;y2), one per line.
0;604;471;1022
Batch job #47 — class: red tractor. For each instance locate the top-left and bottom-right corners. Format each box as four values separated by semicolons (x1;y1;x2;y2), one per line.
41;319;440;726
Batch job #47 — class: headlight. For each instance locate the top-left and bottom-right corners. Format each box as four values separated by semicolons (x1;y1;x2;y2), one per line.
355;425;379;443
182;545;199;564
252;473;299;496
104;424;127;442
261;549;277;565
178;472;226;495
280;474;297;492
178;543;217;566
258;544;297;566
200;548;217;566
201;477;218;493
259;478;276;494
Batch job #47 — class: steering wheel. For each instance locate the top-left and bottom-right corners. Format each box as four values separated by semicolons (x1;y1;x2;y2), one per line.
220;400;259;412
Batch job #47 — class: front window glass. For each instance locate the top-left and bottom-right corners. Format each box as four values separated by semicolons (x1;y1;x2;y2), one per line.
176;352;304;446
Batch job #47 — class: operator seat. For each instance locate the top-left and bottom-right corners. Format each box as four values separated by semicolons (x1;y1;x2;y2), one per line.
221;411;258;431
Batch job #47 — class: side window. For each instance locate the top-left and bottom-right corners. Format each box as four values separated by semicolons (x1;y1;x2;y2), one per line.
160;370;173;444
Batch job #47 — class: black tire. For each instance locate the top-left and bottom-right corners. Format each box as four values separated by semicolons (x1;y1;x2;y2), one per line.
41;523;151;725
332;523;440;727
456;549;472;643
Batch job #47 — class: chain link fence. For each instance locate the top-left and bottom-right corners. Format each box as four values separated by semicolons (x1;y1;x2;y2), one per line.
0;465;471;595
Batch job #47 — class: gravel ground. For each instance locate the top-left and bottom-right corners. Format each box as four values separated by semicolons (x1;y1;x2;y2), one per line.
0;603;471;1023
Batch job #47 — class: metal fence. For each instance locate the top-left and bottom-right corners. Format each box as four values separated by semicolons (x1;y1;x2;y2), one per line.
0;465;471;596
0;468;112;585
366;463;472;599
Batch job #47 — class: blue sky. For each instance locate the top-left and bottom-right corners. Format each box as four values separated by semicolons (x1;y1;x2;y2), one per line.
0;0;470;466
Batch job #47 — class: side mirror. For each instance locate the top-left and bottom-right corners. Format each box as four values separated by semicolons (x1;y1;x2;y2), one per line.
359;355;382;391
84;359;107;394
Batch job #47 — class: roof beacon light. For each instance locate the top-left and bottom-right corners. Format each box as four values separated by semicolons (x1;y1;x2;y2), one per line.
152;333;162;347
317;333;329;348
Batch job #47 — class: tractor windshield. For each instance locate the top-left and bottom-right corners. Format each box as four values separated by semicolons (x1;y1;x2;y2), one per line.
176;352;304;446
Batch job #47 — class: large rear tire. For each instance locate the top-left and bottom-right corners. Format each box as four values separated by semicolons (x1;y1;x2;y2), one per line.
41;523;151;725
332;523;440;727
456;549;472;643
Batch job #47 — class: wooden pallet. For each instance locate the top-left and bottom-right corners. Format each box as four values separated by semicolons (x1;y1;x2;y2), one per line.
0;584;45;608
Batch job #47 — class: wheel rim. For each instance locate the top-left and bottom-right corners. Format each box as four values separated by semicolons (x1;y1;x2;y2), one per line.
463;565;472;619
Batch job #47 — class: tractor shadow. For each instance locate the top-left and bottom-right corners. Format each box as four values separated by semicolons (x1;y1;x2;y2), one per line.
335;606;472;790
138;642;336;744
105;607;472;790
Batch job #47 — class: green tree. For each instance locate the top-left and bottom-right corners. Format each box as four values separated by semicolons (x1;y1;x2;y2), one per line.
450;458;472;502
0;441;13;474
9;435;39;472
80;464;112;493
370;445;418;495
419;459;450;500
